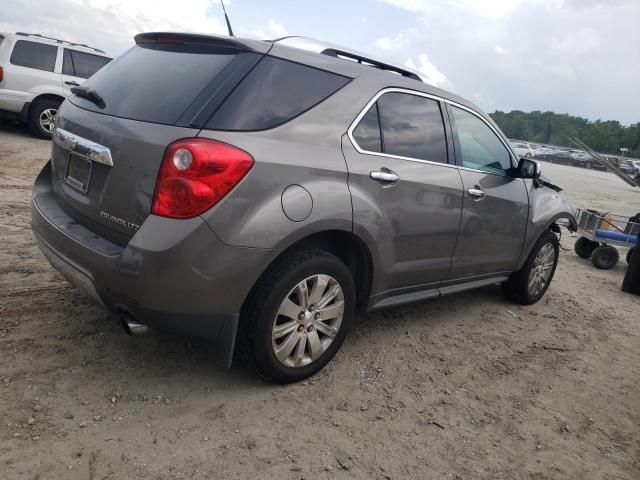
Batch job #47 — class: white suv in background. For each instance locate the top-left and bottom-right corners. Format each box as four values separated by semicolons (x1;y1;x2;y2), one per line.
0;32;111;138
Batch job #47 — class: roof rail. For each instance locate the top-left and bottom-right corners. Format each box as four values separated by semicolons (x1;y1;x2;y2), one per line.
271;36;425;83
322;48;421;81
15;32;106;54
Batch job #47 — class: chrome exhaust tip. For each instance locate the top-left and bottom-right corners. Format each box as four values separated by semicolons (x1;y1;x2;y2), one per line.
120;314;149;336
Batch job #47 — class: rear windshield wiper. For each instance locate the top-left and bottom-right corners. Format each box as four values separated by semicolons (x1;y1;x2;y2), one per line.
71;86;105;108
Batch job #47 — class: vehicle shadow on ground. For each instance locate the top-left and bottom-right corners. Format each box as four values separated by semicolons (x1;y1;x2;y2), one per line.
52;282;507;394
0;119;45;141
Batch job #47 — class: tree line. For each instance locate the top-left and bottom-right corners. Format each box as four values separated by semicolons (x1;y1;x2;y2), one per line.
489;110;640;158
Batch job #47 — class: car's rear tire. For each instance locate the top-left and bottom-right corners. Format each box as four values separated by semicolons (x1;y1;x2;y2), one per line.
28;98;61;139
574;237;598;259
591;245;619;269
502;230;559;305
238;248;356;384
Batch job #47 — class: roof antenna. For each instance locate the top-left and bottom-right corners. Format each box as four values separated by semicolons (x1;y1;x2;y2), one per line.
220;0;234;37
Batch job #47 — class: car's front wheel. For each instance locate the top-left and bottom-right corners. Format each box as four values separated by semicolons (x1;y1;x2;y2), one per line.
238;248;355;384
502;230;559;305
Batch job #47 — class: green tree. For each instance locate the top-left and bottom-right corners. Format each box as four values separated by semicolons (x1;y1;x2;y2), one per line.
489;111;640;157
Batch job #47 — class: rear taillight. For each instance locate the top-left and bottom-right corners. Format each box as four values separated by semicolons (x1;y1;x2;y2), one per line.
151;138;254;219
0;66;3;82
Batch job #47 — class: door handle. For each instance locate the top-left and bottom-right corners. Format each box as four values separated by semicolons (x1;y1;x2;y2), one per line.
370;169;400;184
65;81;80;86
467;187;486;200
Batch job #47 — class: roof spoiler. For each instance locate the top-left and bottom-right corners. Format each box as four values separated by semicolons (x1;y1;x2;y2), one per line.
134;32;270;54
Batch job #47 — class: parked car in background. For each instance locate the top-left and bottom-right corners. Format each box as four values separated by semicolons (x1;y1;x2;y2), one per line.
31;32;577;383
510;141;537;159
620;161;633;173
0;32;111;138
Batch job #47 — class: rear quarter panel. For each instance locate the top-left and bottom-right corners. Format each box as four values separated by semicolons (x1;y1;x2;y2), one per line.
197;77;367;250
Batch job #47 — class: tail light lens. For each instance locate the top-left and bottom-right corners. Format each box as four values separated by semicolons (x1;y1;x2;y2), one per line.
0;66;3;82
151;138;254;219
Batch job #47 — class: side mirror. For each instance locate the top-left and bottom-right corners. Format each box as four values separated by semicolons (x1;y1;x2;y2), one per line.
517;158;542;180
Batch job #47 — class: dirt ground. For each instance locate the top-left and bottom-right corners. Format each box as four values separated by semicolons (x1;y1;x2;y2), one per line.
1;122;639;480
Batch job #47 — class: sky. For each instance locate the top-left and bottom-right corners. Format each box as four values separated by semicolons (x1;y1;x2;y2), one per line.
2;0;639;124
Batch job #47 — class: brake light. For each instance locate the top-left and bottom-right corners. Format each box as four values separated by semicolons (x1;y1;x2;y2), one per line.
151;138;254;219
0;66;3;82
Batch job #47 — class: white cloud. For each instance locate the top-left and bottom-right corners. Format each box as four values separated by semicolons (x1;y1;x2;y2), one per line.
493;45;508;55
374;32;410;51
404;54;449;87
381;0;555;17
242;18;288;40
1;0;229;55
376;0;640;123
380;0;431;12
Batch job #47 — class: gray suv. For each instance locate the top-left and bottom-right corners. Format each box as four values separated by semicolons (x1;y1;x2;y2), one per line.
31;33;577;383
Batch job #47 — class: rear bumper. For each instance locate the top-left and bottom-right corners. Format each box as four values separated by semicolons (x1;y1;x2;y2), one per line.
31;161;278;366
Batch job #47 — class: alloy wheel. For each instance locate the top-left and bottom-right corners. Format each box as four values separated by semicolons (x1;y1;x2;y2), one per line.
528;243;555;296
271;274;344;368
39;108;57;134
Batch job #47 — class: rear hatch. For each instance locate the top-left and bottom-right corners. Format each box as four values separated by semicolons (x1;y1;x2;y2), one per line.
51;33;270;246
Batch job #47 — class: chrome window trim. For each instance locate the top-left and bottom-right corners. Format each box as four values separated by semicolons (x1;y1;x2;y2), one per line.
346;87;517;174
53;127;113;167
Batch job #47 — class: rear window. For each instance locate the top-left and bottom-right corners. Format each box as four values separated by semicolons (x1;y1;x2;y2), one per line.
69;45;238;124
10;40;57;72
63;49;110;79
206;56;350;131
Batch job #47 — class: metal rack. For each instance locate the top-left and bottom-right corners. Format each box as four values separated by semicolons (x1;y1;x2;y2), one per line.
15;32;106;54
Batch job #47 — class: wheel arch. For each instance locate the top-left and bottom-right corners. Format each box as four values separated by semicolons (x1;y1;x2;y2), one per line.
517;211;577;270
29;93;65;108
244;229;374;311
27;93;65;116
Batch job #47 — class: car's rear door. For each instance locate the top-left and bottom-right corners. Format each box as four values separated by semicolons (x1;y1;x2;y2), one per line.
4;39;60;108
446;104;529;278
342;89;464;295
61;48;110;94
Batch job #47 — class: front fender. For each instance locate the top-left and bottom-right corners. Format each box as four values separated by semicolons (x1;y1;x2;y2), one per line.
516;182;576;270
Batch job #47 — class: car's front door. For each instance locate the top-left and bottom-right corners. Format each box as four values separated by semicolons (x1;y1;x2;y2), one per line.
446;104;529;278
342;90;464;295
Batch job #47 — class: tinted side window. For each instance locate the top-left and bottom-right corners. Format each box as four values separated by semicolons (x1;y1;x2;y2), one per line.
377;92;448;163
450;106;512;175
62;49;74;75
352;103;382;153
10;40;57;72
207;56;350;131
69;50;109;79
